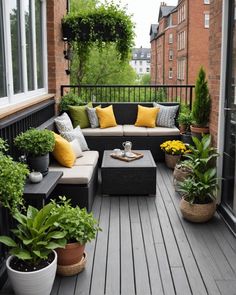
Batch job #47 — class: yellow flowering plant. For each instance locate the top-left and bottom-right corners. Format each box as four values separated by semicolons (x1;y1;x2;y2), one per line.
160;140;189;155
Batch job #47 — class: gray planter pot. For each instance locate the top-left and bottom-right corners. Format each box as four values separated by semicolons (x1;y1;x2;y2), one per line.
27;154;49;176
6;250;57;295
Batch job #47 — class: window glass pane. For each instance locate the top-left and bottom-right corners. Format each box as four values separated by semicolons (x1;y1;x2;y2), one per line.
24;0;34;90
35;0;43;88
0;1;7;98
11;0;23;94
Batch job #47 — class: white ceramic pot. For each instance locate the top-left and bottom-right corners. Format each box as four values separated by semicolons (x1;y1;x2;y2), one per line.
29;172;43;183
6;250;57;295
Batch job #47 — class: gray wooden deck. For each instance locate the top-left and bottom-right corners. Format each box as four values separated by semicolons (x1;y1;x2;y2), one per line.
1;164;236;295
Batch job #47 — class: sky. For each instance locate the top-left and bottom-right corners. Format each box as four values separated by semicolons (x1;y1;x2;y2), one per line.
112;0;177;48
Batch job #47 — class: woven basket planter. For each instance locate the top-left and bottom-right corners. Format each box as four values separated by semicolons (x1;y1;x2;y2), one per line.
180;199;216;223
165;153;181;169
57;252;87;276
173;166;191;192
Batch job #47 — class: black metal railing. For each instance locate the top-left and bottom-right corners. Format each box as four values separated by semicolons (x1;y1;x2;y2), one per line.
61;84;195;108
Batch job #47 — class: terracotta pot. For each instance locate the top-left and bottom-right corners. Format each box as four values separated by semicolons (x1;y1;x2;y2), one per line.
180;198;216;223
190;125;209;137
165;153;181;169
56;242;85;266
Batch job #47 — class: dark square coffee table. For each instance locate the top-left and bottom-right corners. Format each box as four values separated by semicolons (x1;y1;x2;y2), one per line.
101;150;156;195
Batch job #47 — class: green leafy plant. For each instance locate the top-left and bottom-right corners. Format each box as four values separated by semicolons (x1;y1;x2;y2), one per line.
0;138;29;211
59;92;84;111
156;88;167;102
177;104;192;131
62;2;134;61
192;67;211;127
0;204;66;266
50;197;101;245
179;134;219;204
14;129;55;156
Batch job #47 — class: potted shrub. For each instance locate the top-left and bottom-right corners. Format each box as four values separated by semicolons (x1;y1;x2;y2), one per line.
0;204;66;295
177;104;193;145
50;197;100;276
190;67;211;136
0;138;29;212
178;134;219;222
160;140;189;169
59;92;84;112
14;129;55;176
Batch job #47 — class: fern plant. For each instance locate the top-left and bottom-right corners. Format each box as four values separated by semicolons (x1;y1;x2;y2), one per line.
192;67;211;127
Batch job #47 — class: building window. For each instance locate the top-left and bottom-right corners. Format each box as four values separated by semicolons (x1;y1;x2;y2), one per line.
204;13;210;28
178;4;186;24
169;49;173;60
169;33;173;44
139;68;143;73
140;53;144;58
177;59;185;80
139;60;142;65
177;31;186;50
146;68;150;73
0;0;47;106
133;53;137;58
169;68;173;79
204;0;210;4
147;53;150;58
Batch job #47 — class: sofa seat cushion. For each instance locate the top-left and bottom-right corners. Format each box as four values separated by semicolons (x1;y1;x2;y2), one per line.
82;125;123;136
49;164;93;184
74;151;99;167
123;125;148;136
146;126;180;136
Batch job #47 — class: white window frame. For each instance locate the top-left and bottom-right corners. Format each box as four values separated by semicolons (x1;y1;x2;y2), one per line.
0;0;48;107
204;13;210;28
204;0;210;4
177;59;185;80
169;49;173;60
169;33;173;44
169;68;173;79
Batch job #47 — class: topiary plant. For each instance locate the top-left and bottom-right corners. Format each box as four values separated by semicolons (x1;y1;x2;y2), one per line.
191;67;211;127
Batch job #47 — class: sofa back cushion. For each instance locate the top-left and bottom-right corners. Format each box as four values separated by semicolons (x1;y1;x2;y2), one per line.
92;102;180;126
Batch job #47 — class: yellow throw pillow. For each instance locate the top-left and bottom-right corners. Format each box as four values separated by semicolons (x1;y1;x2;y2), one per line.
52;133;76;168
135;105;159;128
96;105;117;128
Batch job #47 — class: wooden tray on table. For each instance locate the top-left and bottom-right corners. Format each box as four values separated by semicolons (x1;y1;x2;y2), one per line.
110;151;144;162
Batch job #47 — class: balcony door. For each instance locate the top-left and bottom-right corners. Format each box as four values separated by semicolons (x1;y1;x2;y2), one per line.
221;0;236;231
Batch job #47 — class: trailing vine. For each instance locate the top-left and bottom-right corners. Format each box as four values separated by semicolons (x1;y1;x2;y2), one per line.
62;2;135;61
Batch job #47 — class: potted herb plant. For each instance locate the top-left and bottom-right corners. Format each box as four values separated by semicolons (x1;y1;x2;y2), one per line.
190;67;211;136
0;204;66;295
14;129;55;176
160;140;189;169
178;134;219;222
50;197;100;276
177;104;193;145
0;138;29;212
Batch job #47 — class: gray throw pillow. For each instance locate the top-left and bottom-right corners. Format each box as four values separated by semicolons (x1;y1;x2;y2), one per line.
86;106;100;128
54;112;73;133
153;102;179;128
60;126;89;151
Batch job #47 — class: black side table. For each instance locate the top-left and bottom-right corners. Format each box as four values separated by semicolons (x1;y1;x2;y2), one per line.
24;171;63;208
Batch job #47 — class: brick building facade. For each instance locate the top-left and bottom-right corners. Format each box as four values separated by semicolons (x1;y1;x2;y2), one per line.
150;1;210;85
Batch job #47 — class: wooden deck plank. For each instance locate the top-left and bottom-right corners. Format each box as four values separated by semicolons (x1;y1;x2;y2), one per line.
120;197;135;295
129;197;151;295
138;198;164;295
216;280;236;295
57;276;76;295
90;197;110;295
105;197;120;295
74;196;102;295
161;164;223;294
157;165;208;294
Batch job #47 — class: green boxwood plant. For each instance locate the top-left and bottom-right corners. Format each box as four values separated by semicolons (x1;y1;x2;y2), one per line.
14;129;55;156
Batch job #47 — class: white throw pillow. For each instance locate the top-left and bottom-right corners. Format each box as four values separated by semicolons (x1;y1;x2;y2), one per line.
55;113;73;133
69;139;83;158
60;126;89;151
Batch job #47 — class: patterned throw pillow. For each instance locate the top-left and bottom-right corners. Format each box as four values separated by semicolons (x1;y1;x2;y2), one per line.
54;113;73;133
60;126;89;151
86;106;100;128
153;102;179;128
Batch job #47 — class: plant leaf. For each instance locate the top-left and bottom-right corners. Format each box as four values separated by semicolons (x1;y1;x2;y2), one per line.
0;236;17;247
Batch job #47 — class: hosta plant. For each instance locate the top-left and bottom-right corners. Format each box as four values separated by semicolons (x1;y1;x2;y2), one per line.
0;204;66;270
